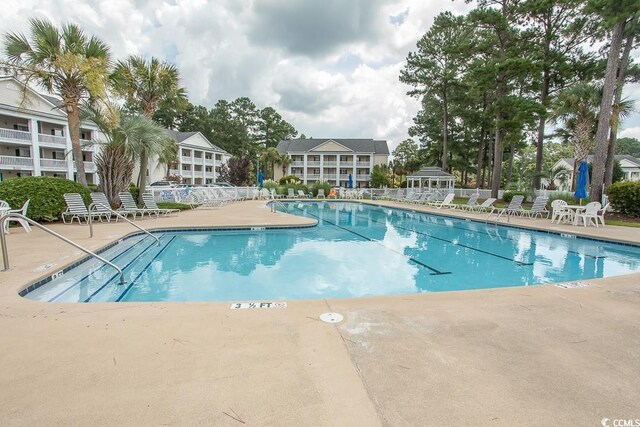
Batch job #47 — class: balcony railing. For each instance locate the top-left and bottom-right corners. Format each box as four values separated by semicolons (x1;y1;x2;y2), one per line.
306;174;320;179
193;170;204;178
204;158;214;165
73;162;97;173
290;162;304;167
323;162;337;167
323;174;337;180
0;128;31;143
356;174;370;180
169;169;179;176
181;156;192;163
0;155;34;169
306;161;320;167
356;162;371;168
40;159;68;170
38;133;67;146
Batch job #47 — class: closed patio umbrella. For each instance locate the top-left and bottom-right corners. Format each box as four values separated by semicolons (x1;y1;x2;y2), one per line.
574;160;589;203
348;174;353;189
258;170;264;188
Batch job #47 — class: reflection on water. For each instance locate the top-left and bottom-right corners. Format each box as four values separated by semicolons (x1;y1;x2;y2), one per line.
28;201;640;302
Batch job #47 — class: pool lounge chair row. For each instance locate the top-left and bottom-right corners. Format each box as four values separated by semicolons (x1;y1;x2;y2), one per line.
187;187;245;207
62;192;178;224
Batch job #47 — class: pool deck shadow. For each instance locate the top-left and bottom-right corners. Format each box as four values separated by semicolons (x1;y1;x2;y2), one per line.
0;200;638;425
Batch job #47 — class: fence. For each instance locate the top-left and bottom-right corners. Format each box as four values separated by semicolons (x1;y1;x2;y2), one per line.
145;186;259;203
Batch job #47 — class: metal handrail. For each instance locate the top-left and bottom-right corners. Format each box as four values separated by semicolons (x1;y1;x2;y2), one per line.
88;203;160;246
269;200;288;213
0;213;125;285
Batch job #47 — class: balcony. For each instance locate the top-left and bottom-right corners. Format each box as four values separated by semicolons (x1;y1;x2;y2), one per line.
306;174;320;180
323;161;337;167
0;155;34;169
40;159;68;170
323;174;337;180
73;161;97;173
306;161;320;167
181;155;192;163
169;169;179;176
38;134;66;147
356;174;370;180
290;161;304;167
204;158;215;166
193;170;204;178
356;162;371;168
0;128;31;144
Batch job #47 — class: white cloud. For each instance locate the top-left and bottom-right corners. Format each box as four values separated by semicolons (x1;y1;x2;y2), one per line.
1;0;637;155
620;126;640;140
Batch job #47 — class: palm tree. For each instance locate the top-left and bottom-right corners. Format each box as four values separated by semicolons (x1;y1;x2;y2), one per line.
2;18;111;187
111;55;186;201
260;147;281;180
550;83;601;191
157;140;179;180
84;102;173;206
277;153;291;177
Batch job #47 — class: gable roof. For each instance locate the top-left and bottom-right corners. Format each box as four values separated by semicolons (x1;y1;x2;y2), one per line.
165;129;229;154
0;75;67;117
560;155;640;168
276;138;390;155
407;167;455;179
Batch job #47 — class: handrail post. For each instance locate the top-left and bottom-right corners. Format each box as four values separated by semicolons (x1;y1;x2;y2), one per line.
1;216;10;271
88;202;160;246
0;213;125;284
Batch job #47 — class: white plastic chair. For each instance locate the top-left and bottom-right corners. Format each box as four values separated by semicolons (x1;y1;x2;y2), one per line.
596;203;609;227
551;200;571;224
574;202;601;227
3;199;31;234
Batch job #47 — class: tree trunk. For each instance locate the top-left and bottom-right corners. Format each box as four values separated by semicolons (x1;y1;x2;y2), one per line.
591;18;625;203
475;134;485;189
492;67;506;199
67;104;88;187
506;137;515;184
533;69;549;189
137;151;149;204
487;134;493;188
605;29;634;186
442;87;449;172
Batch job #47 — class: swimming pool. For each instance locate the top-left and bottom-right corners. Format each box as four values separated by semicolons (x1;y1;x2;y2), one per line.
22;201;640;302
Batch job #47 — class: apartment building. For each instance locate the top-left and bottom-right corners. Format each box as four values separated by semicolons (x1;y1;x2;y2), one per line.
275;138;390;187
0;76;99;184
149;130;230;186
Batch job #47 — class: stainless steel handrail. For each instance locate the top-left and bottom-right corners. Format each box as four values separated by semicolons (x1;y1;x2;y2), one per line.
269;200;288;213
0;213;125;285
88;203;160;246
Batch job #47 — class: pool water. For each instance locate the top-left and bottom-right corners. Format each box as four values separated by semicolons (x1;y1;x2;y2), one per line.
24;201;640;302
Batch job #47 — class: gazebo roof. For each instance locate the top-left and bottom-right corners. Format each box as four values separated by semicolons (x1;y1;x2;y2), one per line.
407;167;455;179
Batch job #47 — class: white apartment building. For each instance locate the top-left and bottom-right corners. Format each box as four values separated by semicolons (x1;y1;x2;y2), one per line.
149;130;230;186
0;76;100;184
275;138;390;187
552;155;640;191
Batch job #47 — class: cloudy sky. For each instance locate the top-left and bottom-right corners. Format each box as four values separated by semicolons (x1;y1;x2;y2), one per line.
1;0;639;152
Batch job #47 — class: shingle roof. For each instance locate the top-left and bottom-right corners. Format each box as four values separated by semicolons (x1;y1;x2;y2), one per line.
165;129;228;154
407;167;455;179
40;94;65;109
561;155;640;167
276;138;390;155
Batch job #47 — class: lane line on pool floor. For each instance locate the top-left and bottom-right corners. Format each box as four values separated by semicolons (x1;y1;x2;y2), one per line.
115;235;177;302
47;235;155;303
83;236;167;303
294;203;532;267
293;207;451;275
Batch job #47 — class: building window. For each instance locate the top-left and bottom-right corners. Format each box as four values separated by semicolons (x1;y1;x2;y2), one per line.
13;124;29;132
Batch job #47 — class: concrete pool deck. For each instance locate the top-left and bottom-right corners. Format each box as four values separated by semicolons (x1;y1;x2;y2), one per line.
0;200;638;425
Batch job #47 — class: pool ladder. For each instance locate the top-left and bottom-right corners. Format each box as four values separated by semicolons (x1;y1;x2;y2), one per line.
269;200;288;213
0;213;126;285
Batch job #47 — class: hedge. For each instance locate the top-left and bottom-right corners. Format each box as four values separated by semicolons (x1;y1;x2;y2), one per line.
607;181;640;217
0;176;90;222
502;191;529;203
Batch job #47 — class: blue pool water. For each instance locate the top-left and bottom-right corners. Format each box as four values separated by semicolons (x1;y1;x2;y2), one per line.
23;201;640;302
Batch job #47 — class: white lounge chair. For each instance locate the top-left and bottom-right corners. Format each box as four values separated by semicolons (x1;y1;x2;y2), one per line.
488;195;524;219
118;192;156;218
62;193;104;224
143;193;179;216
522;196;549;218
454;193;480;210
297;190;307;198
317;189;326;199
287;188;295;198
428;193;455;209
470;198;497;213
2;199;31;234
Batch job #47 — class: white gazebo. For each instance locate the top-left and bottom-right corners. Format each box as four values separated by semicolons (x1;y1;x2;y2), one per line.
407;167;455;192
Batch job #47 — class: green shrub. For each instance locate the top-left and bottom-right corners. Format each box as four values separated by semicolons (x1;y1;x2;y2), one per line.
547;192;578;208
156;202;193;211
128;184;139;203
607;181;640;217
309;180;331;197
502;191;528;203
263;179;278;191
0;176;90;222
279;175;301;185
276;186;287;195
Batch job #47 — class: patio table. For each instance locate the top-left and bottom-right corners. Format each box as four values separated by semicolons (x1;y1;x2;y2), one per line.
566;204;587;226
